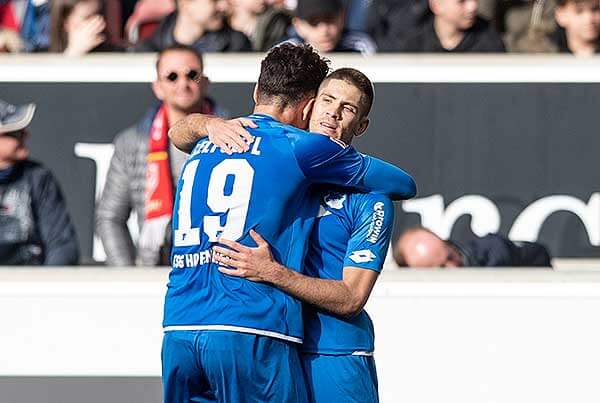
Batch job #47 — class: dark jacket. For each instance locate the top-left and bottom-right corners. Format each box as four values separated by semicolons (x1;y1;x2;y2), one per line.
135;12;252;52
451;234;552;267
0;160;79;265
252;7;292;51
367;0;431;51
400;16;506;52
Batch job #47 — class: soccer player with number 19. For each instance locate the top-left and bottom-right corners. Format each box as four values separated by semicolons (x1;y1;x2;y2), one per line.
163;44;416;402
214;68;398;402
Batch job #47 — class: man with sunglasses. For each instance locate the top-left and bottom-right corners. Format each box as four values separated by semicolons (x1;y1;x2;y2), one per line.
96;44;226;267
0;99;79;265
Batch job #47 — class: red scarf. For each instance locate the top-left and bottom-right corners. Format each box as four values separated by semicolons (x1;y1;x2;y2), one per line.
145;101;214;221
0;3;21;31
139;101;214;263
145;105;173;221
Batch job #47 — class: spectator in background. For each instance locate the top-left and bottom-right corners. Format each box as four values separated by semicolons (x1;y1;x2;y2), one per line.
0;28;24;52
366;0;430;51
494;0;558;52
282;0;377;55
550;0;600;55
397;0;506;52
0;99;79;265
135;0;252;52
394;226;552;268
50;0;122;56
0;0;50;52
96;45;226;267
227;0;291;50
124;0;175;46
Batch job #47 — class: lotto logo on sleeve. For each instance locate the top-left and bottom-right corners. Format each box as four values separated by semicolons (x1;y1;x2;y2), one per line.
349;249;376;263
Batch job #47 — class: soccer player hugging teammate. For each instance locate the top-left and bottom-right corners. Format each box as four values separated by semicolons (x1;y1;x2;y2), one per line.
166;44;416;402
214;68;399;403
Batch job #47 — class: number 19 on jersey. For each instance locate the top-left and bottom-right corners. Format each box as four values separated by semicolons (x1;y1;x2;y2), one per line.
174;159;255;247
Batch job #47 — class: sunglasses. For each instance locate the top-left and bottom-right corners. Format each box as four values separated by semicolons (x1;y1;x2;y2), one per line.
163;69;202;83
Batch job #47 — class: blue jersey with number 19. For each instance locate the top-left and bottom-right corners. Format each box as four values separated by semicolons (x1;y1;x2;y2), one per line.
163;114;415;343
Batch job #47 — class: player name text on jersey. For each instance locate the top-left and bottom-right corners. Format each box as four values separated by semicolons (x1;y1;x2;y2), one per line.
192;137;263;157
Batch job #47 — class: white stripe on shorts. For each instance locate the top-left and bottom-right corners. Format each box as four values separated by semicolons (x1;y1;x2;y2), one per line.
163;325;303;344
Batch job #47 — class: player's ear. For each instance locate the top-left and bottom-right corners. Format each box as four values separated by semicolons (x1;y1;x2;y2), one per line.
252;84;259;103
302;98;315;123
355;117;369;137
151;80;164;101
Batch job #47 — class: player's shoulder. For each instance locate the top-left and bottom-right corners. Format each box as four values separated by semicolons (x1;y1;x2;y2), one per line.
288;131;349;164
347;192;394;224
320;190;391;211
246;113;309;140
350;192;393;209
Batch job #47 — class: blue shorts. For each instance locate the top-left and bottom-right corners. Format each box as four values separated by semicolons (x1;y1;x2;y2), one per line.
301;353;379;403
162;330;307;403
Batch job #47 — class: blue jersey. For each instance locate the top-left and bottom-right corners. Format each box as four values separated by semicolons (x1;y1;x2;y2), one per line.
302;190;394;354
164;114;413;343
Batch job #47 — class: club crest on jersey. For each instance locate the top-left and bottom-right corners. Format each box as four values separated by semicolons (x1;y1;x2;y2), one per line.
349;249;376;263
323;193;346;210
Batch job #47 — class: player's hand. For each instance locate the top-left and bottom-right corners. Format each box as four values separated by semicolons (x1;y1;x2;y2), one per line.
213;230;280;283
206;117;256;155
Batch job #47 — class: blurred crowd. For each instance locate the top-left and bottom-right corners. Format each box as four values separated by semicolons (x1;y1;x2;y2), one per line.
0;40;554;268
0;0;569;269
0;0;599;56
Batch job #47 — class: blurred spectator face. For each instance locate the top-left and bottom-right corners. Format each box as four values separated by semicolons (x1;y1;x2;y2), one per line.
395;228;463;268
180;0;229;31
0;130;29;168
430;0;478;30
309;79;368;145
152;50;207;114
63;0;103;34
293;13;345;53
232;0;267;15
556;0;600;43
265;0;286;7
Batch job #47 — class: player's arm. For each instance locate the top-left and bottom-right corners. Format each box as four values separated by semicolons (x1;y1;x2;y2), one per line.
168;113;255;154
214;195;394;317
293;134;416;201
214;231;378;318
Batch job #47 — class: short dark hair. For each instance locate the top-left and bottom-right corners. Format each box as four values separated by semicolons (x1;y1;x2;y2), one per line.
256;43;330;107
323;68;374;118
156;45;204;72
295;0;344;21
